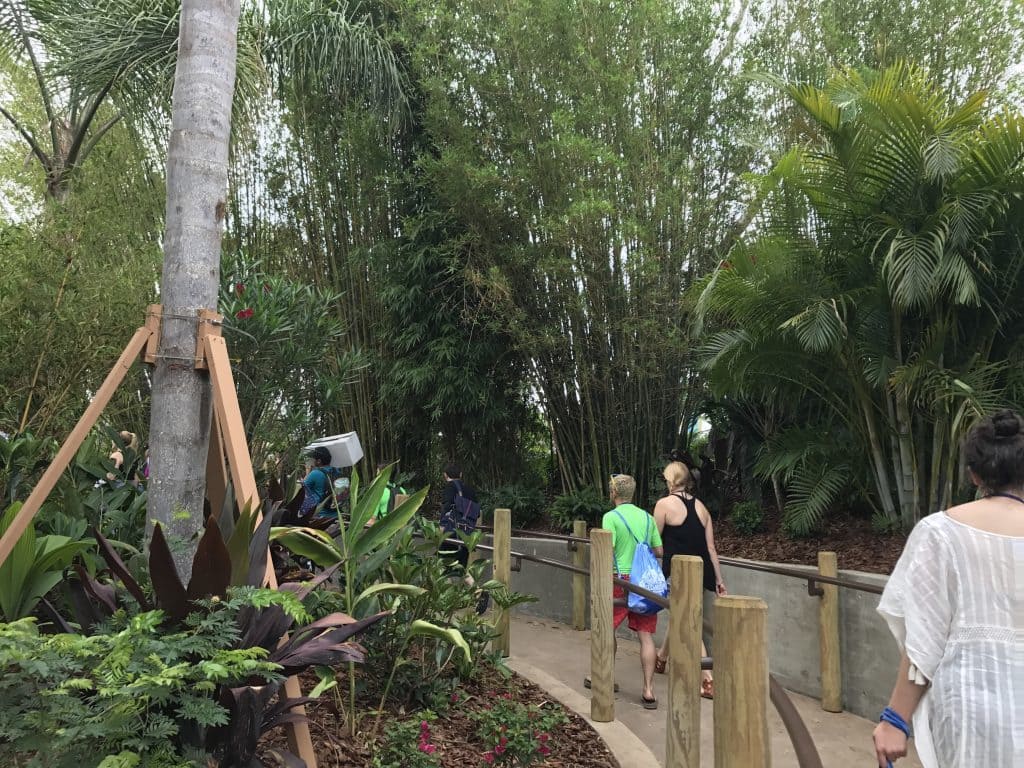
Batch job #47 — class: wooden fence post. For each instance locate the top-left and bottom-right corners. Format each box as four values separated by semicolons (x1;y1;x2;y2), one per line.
492;508;512;657
572;519;587;631
818;551;842;712
589;528;615;722
666;555;703;768
714;596;770;768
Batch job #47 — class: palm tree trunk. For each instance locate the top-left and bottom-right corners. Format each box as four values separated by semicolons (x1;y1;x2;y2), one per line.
147;0;240;580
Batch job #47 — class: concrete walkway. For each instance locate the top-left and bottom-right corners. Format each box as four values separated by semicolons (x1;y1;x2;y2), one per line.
510;615;923;768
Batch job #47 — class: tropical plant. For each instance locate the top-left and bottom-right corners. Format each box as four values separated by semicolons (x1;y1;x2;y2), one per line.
218;258;363;471
0;502;92;622
547;487;612;531
0;432;50;505
468;693;567;767
695;64;1024;531
728;500;764;536
64;502;386;766
480;484;546;529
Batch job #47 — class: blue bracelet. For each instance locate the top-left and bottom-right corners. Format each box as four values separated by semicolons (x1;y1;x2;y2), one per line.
879;707;909;767
879;706;910;736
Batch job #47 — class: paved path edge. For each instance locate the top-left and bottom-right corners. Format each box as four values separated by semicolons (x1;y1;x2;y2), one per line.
506;657;660;768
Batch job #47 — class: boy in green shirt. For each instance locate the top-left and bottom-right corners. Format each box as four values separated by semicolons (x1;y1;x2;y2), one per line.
602;474;663;709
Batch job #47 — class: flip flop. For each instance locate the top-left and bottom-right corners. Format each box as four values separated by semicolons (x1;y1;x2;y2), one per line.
700;678;714;700
642;695;658;710
583;677;619;692
654;657;667;674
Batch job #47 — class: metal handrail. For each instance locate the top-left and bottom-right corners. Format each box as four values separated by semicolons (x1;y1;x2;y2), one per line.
454;534;823;768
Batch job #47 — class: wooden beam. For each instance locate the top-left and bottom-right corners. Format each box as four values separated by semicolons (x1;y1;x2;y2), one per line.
143;304;162;364
818;551;842;712
714;596;770;768
204;332;318;768
0;326;150;569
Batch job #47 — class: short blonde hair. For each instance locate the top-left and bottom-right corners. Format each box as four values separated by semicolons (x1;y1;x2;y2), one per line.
609;474;636;502
663;461;692;491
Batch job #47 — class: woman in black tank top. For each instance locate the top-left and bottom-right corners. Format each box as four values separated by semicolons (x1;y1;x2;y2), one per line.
652;461;727;697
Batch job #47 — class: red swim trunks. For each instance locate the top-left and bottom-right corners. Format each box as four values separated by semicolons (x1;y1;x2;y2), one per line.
613;574;657;633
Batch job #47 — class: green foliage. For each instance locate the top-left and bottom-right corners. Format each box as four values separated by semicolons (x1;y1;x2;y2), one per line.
0;503;93;622
547;487;611;532
481;484;546;529
695;65;1024;529
729;501;764;536
0;604;279;768
468;692;567;766
0;116;161;438
219;258;363;470
0;432;52;505
371;716;441;768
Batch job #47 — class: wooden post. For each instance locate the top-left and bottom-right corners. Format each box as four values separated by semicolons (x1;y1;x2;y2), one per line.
589;528;615;722
493;507;512;656
0;326;151;569
666;555;703;768
205;333;317;768
818;551;842;713
572;519;587;630
714;596;770;768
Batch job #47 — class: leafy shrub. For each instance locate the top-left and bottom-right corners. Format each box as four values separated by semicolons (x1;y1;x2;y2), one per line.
0;603;280;768
730;500;763;535
372;716;441;768
547;487;611;531
481;484;546;529
469;693;567;766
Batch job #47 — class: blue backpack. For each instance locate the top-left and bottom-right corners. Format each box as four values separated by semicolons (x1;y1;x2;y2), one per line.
614;509;669;615
441;480;480;534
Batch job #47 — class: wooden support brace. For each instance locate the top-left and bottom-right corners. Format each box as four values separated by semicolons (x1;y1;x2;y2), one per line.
0;326;151;569
204;332;318;768
143;304;162;365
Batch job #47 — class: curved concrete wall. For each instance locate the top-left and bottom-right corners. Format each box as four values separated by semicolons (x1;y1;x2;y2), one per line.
497;536;897;720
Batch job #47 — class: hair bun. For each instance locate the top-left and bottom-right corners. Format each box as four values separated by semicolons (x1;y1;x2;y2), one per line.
991;410;1022;440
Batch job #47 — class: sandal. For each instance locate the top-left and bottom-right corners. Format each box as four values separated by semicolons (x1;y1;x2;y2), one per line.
700;678;714;700
654;657;667;675
642;695;658;710
583;677;619;692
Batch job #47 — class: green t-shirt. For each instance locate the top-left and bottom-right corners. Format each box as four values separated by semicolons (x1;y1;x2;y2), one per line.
601;503;661;575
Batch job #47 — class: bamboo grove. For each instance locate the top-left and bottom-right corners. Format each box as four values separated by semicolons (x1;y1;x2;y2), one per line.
1;0;1022;526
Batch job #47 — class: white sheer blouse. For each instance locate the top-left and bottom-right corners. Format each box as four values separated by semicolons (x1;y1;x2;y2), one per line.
877;512;1023;768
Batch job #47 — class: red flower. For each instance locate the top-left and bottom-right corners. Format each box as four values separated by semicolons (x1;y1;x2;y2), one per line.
418;743;436;754
538;745;551;756
482;752;495;764
235;307;254;320
538;732;550;743
494;744;505;755
499;736;508;746
235;282;245;295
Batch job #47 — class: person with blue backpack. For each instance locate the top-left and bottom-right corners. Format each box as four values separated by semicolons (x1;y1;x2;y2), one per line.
602;473;664;710
438;463;489;614
297;446;341;519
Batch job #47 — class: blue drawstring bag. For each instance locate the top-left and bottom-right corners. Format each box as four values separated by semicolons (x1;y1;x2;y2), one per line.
614;510;668;615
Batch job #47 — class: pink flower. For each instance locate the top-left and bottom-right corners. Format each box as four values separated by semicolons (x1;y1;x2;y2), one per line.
482;752;495;764
235;282;245;295
538;733;550;743
418;743;436;754
235;307;254;320
499;736;508;746
538;745;551;756
494;744;506;755
421;720;430;731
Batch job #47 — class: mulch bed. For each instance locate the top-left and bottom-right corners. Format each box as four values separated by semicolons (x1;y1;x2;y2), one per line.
260;665;618;768
713;508;908;574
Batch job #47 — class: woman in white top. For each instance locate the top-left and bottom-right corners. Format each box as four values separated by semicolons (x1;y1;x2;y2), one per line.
874;409;1024;767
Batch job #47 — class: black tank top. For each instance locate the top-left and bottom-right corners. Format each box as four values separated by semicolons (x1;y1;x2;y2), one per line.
660;492;715;592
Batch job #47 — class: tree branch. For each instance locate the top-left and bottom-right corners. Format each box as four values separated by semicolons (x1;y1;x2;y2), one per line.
10;3;58;154
0;103;51;168
65;77;119;168
76;113;122;167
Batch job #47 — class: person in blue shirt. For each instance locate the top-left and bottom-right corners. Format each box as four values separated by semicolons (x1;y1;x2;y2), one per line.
299;446;335;518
